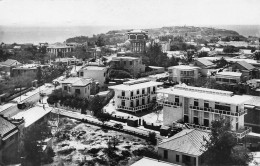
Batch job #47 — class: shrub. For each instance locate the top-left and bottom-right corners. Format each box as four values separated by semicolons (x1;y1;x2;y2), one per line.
121;150;131;158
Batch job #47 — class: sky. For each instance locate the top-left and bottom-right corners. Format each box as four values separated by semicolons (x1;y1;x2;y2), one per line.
0;0;260;28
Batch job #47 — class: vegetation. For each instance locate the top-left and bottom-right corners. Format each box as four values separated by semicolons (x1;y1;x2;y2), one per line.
21;120;53;165
145;43;168;67
223;45;239;53
203;118;252;165
213;57;229;68
109;69;132;79
197;51;208;58
47;89;89;110
254;51;260;60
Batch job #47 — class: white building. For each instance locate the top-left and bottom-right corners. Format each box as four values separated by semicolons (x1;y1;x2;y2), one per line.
61;77;92;99
157;84;252;138
47;45;73;57
109;79;163;113
215;71;242;85
78;66;109;87
168;65;200;84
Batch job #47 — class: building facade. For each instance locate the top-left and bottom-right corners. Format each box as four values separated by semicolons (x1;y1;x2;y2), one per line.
109;79;162;113
168;65;200;84
78;66;109;87
215;71;242;85
61;77;92;99
109;56;145;77
47;45;73;57
127;30;148;54
157;84;252;138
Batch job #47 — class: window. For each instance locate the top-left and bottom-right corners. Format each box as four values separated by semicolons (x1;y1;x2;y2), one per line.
75;89;81;95
163;150;168;159
204;119;209;127
137;90;139;94
204;102;209;108
184;115;189;123
130;61;132;65
131;91;133;97
176;155;180;162
142;89;145;94
153;86;156;92
122;91;125;96
216;78;221;81
122;100;125;106
230;79;237;83
136;99;139;106
130;100;133;107
147;97;150;103
64;86;67;90
175;96;179;103
142;98;145;105
222;78;229;83
104;72;105;77
80;72;83;77
194;100;199;106
147;87;150;93
193;117;199;125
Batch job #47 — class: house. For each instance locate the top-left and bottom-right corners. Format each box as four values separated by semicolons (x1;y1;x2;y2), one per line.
158;129;210;166
78;65;109;87
131;157;180;166
109;56;145;77
11;64;39;78
0;116;20;164
109;78;163;113
230;61;258;79
240;49;253;55
54;57;81;66
193;58;215;76
215;71;242;85
157;84;252;138
61;77;93;99
168;65;200;84
0;59;21;73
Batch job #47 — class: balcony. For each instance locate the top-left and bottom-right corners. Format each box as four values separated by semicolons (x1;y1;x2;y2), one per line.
117;92;156;100
189;105;247;117
184;123;211;131
117;104;150;112
157;99;182;107
236;126;252;139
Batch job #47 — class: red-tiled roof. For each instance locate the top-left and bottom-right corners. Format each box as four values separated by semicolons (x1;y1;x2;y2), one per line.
158;129;210;156
0;116;17;137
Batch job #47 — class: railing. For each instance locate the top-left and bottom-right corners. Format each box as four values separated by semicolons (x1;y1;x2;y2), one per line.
117;92;156;100
184;123;211;131
117;104;150;112
157;99;182;107
189;105;247;117
236;126;252;139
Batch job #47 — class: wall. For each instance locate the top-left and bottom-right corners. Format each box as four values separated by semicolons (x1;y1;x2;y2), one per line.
163;106;183;126
82;69;107;86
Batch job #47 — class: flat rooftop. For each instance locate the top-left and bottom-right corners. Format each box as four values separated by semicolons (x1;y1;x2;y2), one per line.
109;79;163;91
112;56;139;60
82;66;107;71
157;84;252;105
216;71;242;77
168;65;200;70
131;157;179;166
12;106;51;128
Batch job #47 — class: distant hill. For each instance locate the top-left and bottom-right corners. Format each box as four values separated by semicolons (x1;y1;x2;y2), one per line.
213;25;260;38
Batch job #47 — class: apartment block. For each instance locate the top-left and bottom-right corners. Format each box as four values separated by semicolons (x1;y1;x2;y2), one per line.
168;65;200;84
109;79;163;113
157;84;252;138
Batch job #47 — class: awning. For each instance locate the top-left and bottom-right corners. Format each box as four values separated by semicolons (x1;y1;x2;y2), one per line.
2;129;18;141
244;104;255;110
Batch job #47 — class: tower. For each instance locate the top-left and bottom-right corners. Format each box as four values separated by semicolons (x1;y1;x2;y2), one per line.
127;30;148;54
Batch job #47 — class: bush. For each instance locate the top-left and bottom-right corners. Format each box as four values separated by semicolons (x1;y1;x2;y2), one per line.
88;148;101;154
121;150;131;158
109;69;132;79
147;132;157;145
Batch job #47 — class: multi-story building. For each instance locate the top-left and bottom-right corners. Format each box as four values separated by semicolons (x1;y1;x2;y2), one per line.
157;84;252;138
109;79;163;113
109;56;145;77
215;71;242;85
11;64;38;78
127;30;148;54
78;65;109;87
47;44;73;57
168;65;200;84
61;77;92;99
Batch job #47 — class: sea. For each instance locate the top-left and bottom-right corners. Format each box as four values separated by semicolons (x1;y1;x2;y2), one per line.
0;25;259;44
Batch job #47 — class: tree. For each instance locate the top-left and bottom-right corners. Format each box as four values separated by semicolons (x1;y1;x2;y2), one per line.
22;120;52;165
95;36;105;47
214;57;229;68
36;67;43;84
146;43;168;67
223;46;239;53
254;51;260;60
96;111;111;126
89;95;104;116
109;69;132;79
203;118;252;165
